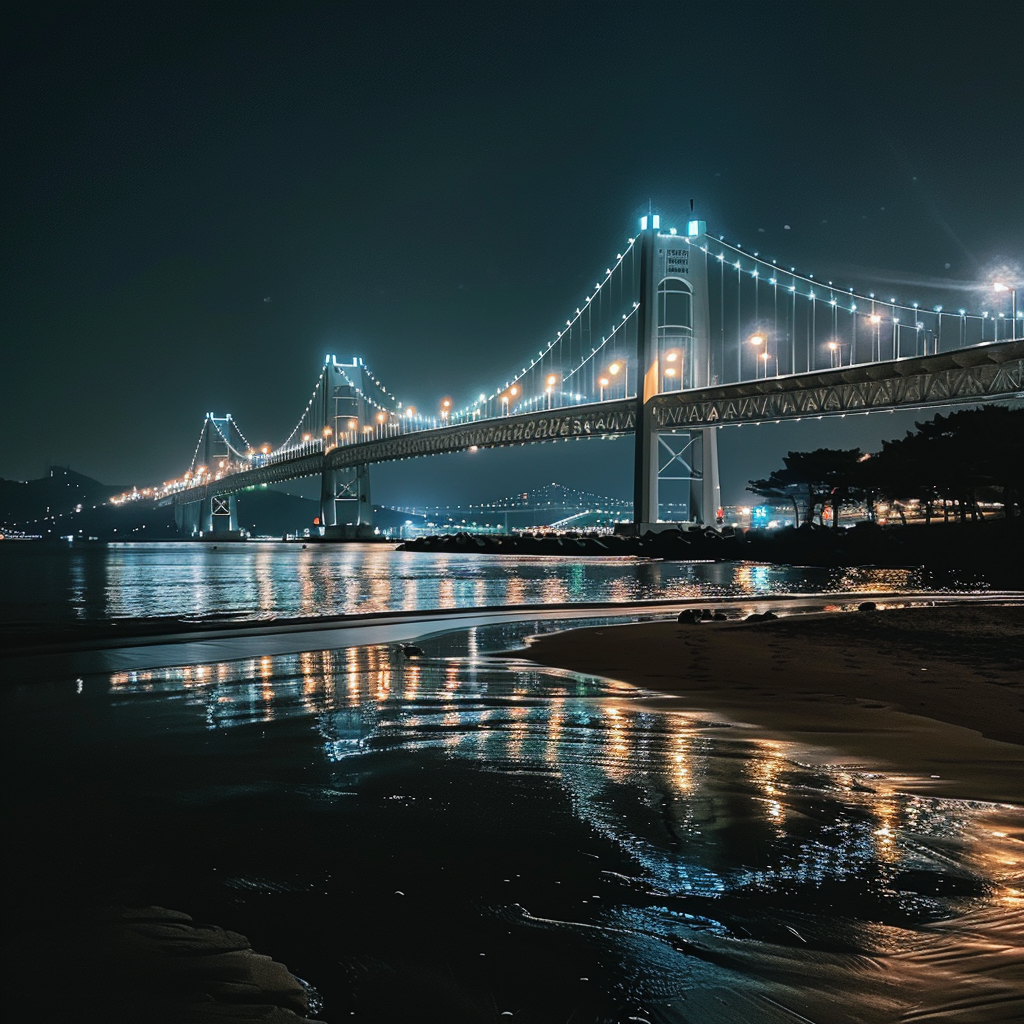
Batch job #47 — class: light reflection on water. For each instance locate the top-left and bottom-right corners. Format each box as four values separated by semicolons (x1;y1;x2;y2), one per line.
0;541;988;623
90;619;1024;1020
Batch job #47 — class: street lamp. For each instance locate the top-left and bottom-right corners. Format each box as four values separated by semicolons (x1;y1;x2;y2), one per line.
749;333;765;379
376;410;387;437
501;386;519;416
994;283;1018;339
441;398;451;423
347;419;357;444
828;340;841;368
545;373;560;409
869;314;881;361
598;376;609;401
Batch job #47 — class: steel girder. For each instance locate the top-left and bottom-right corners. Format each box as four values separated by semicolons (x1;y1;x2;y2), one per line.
323;400;636;470
173;402;635;505
652;339;1024;428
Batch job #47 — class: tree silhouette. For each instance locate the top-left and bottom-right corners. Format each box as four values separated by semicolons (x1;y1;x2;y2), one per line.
751;406;1024;530
749;448;863;528
871;406;1024;521
747;468;805;526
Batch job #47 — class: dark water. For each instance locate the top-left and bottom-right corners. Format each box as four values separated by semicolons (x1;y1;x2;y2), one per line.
0;541;990;624
6;619;1021;1022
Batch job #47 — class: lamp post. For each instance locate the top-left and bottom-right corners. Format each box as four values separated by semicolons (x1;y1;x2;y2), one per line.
994;283;1018;339
501;385;519;416
869;314;881;361
545;373;560;409
598;376;609;401
749;333;765;378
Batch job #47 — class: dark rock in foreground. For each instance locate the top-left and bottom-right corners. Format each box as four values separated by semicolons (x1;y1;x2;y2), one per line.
7;905;325;1023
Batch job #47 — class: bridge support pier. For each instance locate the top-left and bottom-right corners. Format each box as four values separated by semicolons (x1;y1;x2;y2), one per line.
320;464;374;538
636;422;720;527
203;493;239;535
175;500;201;536
173;495;241;538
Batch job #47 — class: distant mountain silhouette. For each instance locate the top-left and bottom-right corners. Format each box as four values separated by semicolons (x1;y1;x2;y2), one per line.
0;467;125;528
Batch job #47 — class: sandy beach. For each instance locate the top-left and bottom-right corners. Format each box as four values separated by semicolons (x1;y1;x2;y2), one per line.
520;602;1024;805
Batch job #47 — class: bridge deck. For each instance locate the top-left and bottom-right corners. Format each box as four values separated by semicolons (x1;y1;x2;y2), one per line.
174;340;1023;505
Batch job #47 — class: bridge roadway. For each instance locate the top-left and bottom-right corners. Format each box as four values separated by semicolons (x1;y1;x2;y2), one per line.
174;339;1024;507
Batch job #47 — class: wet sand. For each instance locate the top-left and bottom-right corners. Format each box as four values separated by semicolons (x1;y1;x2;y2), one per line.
520;603;1024;805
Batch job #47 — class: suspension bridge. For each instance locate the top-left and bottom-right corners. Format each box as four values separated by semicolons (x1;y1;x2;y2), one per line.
159;211;1024;538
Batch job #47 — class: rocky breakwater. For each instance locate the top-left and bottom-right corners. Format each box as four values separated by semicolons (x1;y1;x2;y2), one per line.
397;526;743;560
399;517;1022;580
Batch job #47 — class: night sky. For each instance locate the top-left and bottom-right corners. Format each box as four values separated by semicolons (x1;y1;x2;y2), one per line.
4;3;1022;507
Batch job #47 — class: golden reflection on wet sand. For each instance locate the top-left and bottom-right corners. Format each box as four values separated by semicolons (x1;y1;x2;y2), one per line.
103;633;1023;1021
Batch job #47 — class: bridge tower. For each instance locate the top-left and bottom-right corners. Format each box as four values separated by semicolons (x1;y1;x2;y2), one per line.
174;414;241;537
319;357;374;537
200;414;239;534
633;214;720;528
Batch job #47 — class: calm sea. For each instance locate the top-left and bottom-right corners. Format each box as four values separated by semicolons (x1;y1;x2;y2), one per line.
2;542;1017;1021
0;540;991;625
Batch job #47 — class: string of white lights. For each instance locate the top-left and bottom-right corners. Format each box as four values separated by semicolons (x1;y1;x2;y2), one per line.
334;365;399;416
711;236;991;323
562;304;639;384
188;422;207;473
475;237;638;413
268;235;641;447
230;416;252;451
278;367;328;450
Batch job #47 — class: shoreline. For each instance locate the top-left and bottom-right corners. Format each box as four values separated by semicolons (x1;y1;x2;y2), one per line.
4;592;1020;687
516;603;1024;805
